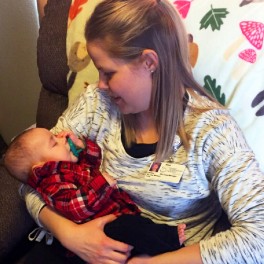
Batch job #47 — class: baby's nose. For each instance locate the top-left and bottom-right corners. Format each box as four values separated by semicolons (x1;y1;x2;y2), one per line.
57;135;67;144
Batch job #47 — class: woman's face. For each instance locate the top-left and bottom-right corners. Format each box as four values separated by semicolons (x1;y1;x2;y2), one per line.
87;42;153;115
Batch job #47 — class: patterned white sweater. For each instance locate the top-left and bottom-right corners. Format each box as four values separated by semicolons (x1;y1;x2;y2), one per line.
23;84;264;264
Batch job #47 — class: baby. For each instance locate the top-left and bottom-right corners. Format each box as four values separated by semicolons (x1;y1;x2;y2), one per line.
4;127;185;257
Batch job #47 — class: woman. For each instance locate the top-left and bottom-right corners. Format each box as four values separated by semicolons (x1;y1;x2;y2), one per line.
24;0;264;263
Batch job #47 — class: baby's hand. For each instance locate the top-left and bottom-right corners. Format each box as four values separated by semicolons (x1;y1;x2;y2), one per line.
102;172;117;187
57;131;85;149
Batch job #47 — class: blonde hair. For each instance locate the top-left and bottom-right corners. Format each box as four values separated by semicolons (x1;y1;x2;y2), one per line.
4;129;36;183
85;0;221;161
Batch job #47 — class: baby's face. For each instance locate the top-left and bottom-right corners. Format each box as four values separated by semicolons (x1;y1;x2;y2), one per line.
30;128;78;163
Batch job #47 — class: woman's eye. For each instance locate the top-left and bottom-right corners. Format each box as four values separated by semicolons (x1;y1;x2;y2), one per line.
104;72;114;79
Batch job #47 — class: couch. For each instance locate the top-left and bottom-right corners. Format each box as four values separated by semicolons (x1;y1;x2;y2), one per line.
0;1;71;262
0;0;263;263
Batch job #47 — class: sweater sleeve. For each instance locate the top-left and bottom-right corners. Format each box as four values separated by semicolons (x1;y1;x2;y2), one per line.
50;84;110;140
19;184;46;227
199;114;264;264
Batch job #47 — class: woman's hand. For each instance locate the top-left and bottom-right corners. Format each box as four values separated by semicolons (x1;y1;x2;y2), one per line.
39;207;132;263
58;214;132;264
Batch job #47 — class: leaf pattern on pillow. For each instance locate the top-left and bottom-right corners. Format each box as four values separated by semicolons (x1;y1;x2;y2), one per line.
188;34;199;67
173;0;192;18
68;0;88;27
200;5;229;31
203;75;226;106
252;90;264;116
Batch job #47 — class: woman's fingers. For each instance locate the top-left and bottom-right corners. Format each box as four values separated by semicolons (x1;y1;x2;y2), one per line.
59;215;132;264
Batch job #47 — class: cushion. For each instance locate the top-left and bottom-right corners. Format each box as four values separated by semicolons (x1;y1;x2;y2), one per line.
65;0;264;170
66;0;101;105
36;87;68;129
175;0;264;170
37;0;72;96
0;161;35;261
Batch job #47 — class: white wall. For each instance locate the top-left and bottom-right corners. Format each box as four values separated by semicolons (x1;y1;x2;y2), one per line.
0;0;41;144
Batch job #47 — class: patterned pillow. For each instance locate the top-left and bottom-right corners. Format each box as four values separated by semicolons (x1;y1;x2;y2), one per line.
66;0;264;170
66;0;101;106
174;0;264;170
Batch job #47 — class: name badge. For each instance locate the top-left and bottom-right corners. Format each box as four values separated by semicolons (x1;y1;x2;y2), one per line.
145;162;185;184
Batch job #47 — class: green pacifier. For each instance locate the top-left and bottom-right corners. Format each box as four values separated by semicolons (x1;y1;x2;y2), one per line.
67;138;82;157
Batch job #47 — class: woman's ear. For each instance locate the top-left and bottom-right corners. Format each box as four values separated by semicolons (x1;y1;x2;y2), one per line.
141;49;159;73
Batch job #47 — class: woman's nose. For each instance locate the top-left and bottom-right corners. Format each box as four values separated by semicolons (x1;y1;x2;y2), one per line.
98;73;109;90
98;80;108;90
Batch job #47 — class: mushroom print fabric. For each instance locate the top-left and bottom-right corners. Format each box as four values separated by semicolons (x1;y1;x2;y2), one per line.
172;0;264;170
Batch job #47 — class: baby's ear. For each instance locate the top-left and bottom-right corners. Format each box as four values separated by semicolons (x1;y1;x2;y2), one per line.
141;49;159;73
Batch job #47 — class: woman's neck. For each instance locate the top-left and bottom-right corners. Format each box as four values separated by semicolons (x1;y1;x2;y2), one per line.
135;111;158;144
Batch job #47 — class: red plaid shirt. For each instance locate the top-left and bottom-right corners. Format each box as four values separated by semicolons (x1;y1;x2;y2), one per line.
28;138;140;223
